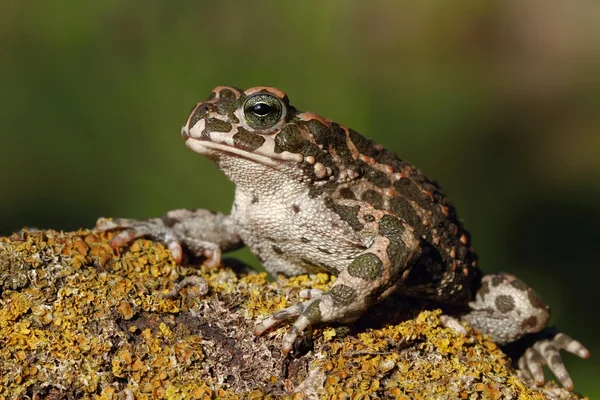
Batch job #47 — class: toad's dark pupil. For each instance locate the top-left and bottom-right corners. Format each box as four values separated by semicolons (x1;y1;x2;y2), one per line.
252;103;271;116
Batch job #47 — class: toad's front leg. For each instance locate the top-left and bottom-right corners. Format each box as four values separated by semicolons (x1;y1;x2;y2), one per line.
255;214;422;353
96;209;243;266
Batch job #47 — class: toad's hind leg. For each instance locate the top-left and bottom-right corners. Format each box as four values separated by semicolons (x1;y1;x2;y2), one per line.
461;273;589;390
255;214;422;353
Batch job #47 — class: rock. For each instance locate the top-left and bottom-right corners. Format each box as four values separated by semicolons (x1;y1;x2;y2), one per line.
0;230;584;399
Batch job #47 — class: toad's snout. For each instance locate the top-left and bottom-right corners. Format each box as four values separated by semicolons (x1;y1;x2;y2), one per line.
181;125;189;140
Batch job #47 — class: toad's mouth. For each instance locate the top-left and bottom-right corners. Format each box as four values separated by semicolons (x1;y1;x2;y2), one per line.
184;137;283;167
182;127;303;168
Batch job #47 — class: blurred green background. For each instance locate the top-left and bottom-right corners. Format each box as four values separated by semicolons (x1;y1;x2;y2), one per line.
1;0;598;395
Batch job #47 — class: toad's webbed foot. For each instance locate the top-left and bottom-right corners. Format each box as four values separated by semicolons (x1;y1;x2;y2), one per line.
518;331;590;391
96;209;242;266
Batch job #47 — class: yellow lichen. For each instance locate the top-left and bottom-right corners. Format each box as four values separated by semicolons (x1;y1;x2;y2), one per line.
0;230;586;399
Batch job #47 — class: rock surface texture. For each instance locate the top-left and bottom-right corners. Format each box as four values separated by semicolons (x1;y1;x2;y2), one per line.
0;230;585;399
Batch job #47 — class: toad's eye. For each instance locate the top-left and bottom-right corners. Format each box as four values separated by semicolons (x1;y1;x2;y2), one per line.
243;93;284;129
252;102;272;116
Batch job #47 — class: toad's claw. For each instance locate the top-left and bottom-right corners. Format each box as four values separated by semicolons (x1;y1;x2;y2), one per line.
518;332;590;391
254;298;320;354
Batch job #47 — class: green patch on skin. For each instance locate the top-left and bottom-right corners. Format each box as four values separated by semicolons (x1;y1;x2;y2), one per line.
348;253;384;280
358;160;391;188
218;88;238;99
373;147;404;167
378;214;405;237
274;124;306;154
361;189;384;209
307;120;354;164
305;119;333;145
324;198;362;231
189;104;210;129
233;127;266;151
349;128;379;158
393;177;450;229
389;196;421;229
216;101;240;123
304;300;322;323
205;118;233;133
330;284;357;306
393;177;426;202
378;214;414;264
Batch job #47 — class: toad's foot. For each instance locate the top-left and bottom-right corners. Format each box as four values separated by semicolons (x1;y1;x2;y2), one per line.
254;287;324;353
96;209;242;266
464;273;589;390
518;332;590;391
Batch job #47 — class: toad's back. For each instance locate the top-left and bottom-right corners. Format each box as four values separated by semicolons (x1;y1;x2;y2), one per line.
298;118;481;303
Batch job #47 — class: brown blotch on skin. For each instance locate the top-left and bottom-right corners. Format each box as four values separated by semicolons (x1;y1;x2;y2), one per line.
495;294;516;313
491;275;504;287
339;188;356;200
509;279;528;291
478;281;491;298
292;204;301;213
527;288;549;310
457;245;468;259
271;245;283;255
317;247;332;255
550;354;562;368
521;315;539;331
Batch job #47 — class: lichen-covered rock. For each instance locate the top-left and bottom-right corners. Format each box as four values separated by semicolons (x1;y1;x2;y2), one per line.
0;230;585;399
